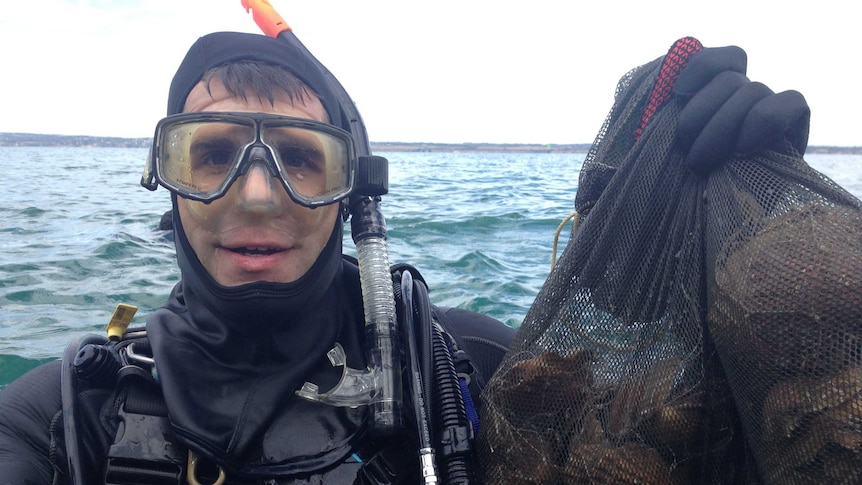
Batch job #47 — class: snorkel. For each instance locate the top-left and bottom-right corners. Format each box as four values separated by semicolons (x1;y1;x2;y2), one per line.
239;0;403;438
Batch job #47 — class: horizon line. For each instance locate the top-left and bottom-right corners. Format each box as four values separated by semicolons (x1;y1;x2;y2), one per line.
0;132;860;152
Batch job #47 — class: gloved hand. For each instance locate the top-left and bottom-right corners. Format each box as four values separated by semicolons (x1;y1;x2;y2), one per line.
674;45;810;175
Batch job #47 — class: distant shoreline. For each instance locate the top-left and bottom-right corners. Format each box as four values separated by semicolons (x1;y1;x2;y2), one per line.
0;132;859;155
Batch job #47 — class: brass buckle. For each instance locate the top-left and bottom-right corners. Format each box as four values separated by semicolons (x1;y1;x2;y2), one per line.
186;450;226;485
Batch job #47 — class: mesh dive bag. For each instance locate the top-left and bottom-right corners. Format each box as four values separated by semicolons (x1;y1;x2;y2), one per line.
478;37;862;484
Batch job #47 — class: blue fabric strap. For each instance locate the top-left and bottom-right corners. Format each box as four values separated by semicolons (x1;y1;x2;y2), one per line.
459;378;480;435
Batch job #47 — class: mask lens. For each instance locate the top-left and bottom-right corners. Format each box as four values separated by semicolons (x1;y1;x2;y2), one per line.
157;119;255;199
262;121;351;204
152;113;354;205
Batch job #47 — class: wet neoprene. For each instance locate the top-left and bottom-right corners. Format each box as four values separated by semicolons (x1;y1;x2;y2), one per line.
675;45;811;175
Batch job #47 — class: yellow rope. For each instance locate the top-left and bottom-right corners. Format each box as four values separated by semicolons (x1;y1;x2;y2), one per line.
551;210;580;270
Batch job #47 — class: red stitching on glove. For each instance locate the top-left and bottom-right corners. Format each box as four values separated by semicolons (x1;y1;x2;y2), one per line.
636;37;703;141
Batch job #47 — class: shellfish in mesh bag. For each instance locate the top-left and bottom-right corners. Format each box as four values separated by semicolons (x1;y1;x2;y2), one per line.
478;36;862;484
709;204;862;483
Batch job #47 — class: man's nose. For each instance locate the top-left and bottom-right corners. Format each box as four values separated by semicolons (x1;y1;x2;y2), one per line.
235;148;283;213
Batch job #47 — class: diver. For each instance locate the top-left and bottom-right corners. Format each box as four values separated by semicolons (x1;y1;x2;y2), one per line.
0;9;810;485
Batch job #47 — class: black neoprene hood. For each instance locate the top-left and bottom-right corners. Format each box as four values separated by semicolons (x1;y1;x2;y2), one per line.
166;31;343;130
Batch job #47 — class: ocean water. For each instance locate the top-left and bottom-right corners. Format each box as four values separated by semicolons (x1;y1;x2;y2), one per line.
1;147;860;386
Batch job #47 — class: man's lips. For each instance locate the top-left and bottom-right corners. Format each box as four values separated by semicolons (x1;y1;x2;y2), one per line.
218;228;296;257
225;245;286;256
218;243;294;274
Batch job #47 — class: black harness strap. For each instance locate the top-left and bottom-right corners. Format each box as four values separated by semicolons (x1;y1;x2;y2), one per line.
104;382;185;485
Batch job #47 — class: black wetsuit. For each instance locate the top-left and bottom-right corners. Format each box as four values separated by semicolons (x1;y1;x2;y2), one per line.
0;257;514;484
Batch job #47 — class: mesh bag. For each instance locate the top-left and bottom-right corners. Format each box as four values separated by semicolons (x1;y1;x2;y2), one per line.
478;37;862;484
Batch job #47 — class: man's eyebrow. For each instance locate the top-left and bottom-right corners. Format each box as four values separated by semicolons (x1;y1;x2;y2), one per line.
189;137;237;153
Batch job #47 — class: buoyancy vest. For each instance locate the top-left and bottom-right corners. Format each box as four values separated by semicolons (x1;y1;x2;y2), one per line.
94;352;415;484
60;265;484;485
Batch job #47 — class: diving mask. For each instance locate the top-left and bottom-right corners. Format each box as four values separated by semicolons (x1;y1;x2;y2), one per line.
141;112;356;208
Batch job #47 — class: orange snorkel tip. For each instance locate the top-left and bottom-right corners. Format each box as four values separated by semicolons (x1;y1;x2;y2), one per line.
241;0;291;38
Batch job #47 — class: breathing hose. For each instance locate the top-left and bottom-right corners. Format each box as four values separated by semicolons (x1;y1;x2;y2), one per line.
412;278;476;484
399;270;439;483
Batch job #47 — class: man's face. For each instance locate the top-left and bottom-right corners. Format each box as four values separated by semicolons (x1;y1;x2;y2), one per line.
177;78;340;286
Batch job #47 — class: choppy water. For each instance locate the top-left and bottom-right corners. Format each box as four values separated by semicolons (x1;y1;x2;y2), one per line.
1;147;860;386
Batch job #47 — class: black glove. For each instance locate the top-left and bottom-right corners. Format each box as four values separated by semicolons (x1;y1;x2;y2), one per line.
675;46;810;175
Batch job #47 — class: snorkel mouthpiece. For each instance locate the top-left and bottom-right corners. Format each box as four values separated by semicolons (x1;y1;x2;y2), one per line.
242;1;403;437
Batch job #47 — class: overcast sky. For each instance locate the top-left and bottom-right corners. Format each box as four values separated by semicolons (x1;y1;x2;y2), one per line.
0;0;857;146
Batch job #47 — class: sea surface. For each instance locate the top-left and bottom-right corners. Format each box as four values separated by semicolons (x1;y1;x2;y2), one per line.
1;147;860;387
